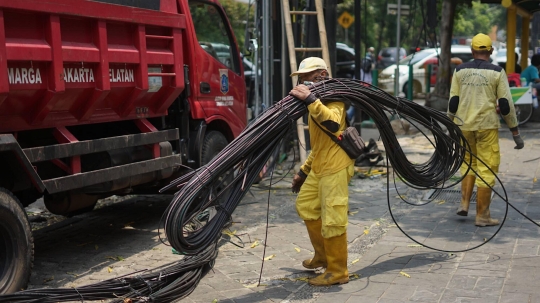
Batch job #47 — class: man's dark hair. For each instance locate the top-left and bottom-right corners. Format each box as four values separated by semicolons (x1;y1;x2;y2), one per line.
532;54;540;66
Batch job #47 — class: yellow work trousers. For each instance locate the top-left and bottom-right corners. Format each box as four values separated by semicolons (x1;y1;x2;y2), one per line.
295;165;354;238
460;129;500;188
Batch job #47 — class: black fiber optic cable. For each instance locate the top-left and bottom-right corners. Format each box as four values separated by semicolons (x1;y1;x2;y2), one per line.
160;78;468;256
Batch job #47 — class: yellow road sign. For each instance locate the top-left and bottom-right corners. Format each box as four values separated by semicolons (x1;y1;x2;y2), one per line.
338;11;354;29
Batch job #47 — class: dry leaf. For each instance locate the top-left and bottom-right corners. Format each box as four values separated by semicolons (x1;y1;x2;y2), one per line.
348;210;358;215
363;230;369;235
294;277;310;282
264;254;275;260
223;230;237;236
107;267;113;273
349;273;360;279
534;177;538;183
399;271;410;278
437;200;446;205
407;244;423;247
250;240;259;248
245;283;258;288
212;299;218;303
351;258;359;264
294;247;301;252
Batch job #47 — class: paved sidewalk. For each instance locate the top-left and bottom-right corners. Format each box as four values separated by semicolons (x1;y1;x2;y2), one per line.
182;123;540;303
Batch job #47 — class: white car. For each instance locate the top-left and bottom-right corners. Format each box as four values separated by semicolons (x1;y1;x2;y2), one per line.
495;47;530;70
378;46;475;97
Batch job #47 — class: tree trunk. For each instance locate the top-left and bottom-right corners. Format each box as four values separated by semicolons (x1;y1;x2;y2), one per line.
427;0;457;111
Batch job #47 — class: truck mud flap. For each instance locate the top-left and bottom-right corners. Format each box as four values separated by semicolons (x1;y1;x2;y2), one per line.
43;155;181;194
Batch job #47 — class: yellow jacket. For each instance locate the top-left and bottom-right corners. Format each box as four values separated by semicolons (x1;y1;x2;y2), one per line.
449;59;518;131
300;100;354;177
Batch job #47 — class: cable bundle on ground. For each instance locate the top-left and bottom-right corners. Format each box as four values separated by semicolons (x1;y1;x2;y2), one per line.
0;242;218;303
160;78;468;256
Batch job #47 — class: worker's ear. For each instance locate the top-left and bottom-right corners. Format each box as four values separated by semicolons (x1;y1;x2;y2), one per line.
321;70;328;77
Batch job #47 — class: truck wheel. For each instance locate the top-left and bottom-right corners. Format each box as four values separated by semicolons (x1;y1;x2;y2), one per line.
201;131;228;165
0;188;33;294
200;131;233;217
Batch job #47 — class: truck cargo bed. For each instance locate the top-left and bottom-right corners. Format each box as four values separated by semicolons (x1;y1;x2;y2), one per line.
0;0;186;132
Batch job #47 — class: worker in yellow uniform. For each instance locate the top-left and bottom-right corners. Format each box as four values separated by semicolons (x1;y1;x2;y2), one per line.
448;33;524;227
289;57;355;286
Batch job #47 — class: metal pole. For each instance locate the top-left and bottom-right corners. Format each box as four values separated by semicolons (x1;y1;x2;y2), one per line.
394;0;401;96
262;0;272;110
253;1;260;118
354;0;361;80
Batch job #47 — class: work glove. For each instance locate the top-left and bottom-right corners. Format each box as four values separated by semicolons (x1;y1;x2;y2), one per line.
291;171;307;193
513;134;524;149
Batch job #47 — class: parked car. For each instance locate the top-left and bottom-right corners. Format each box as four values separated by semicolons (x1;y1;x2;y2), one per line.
335;42;356;78
377;47;407;69
496;47;530;71
377;45;474;97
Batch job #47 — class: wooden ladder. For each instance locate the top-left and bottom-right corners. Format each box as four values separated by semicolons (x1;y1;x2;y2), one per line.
282;0;331;163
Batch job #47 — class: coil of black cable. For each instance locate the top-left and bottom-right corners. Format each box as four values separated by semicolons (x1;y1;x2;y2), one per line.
160;78;468;256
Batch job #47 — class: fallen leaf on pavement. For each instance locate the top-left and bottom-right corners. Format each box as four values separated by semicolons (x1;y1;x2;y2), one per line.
399;271;410;278
251;240;259;248
222;230;236;236
294;247;301;252
108;267;113;273
407;244;423;247
351;258;359;264
264;254;275;260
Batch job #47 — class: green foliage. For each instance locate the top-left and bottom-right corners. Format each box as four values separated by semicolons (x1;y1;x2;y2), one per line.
453;1;501;37
220;0;253;51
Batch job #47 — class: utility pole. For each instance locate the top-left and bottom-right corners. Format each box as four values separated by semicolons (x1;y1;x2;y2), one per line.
394;0;401;96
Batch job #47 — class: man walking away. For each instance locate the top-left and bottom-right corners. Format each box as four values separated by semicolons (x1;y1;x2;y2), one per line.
448;33;524;227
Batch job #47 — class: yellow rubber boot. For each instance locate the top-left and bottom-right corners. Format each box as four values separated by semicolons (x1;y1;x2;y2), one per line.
309;232;349;286
475;187;499;227
302;219;327;269
457;175;476;216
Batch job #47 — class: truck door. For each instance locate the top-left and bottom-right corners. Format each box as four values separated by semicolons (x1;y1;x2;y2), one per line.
187;1;247;137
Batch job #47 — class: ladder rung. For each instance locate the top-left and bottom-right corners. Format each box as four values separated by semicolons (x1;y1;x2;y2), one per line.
146;35;173;40
148;73;176;77
295;47;323;52
290;11;318;15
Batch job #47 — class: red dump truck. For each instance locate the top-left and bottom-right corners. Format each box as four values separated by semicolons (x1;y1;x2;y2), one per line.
0;0;247;293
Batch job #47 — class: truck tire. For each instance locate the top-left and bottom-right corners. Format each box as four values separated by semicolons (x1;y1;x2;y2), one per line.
200;131;232;212
201;131;228;165
0;188;33;294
